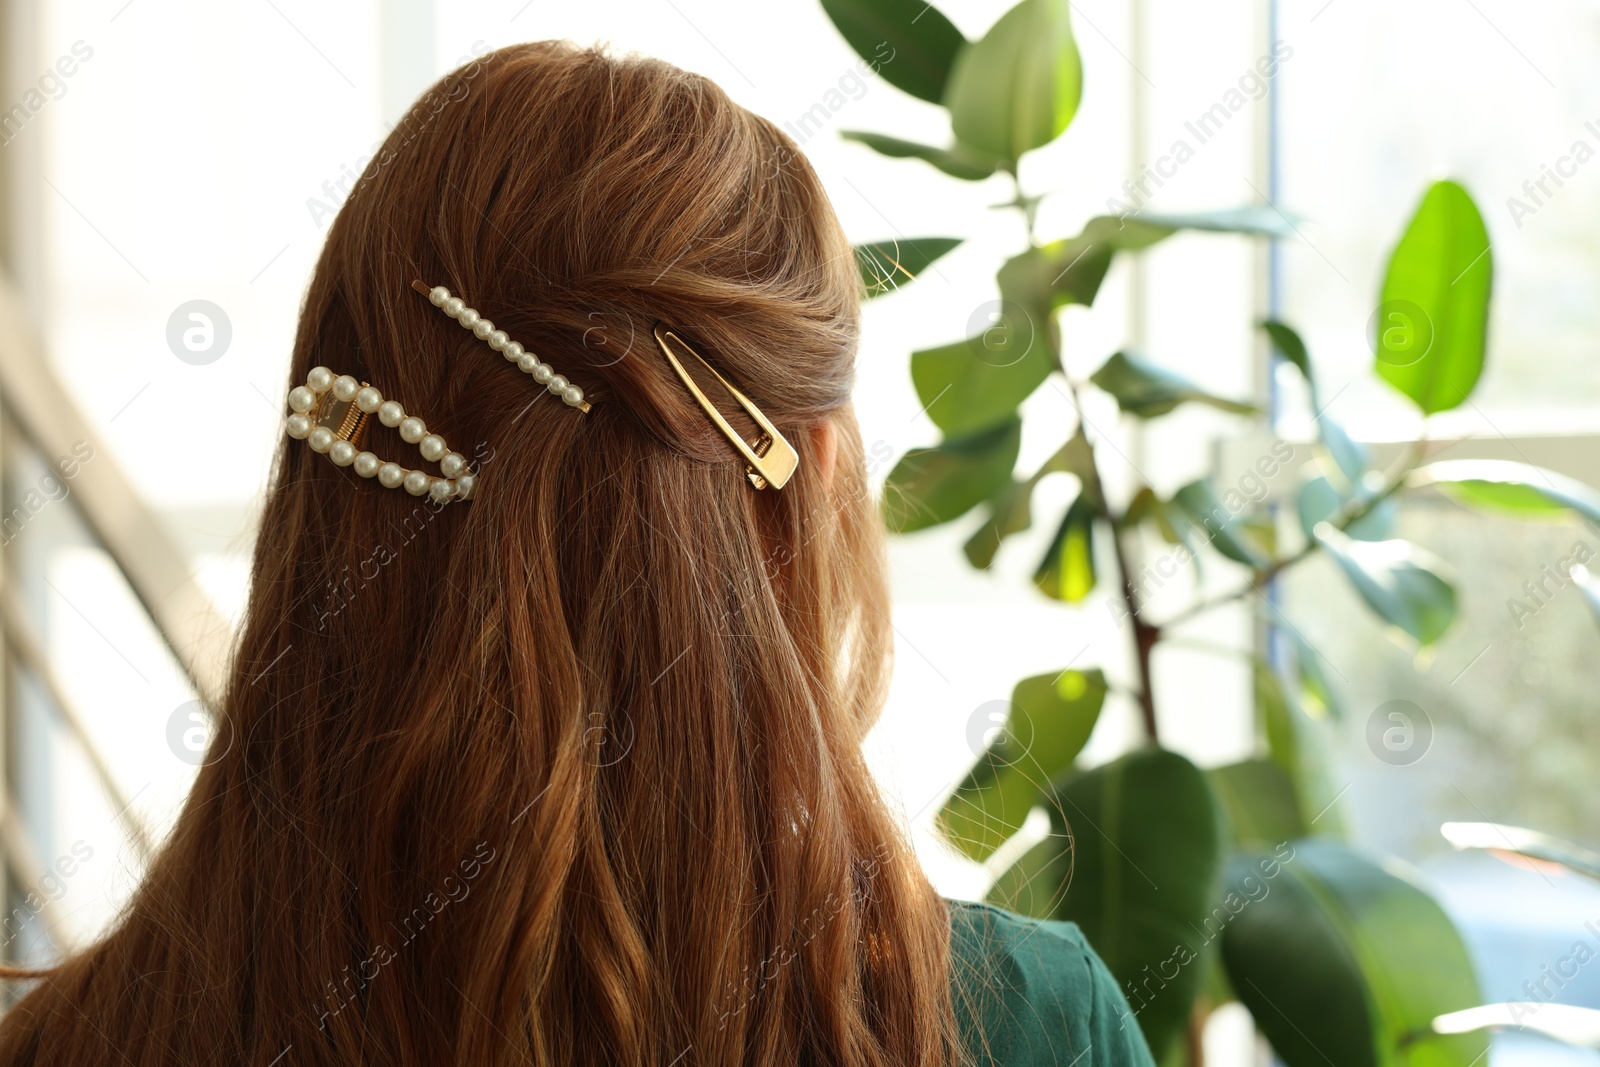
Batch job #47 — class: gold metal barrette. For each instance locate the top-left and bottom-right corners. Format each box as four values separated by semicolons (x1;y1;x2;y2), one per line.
652;324;797;491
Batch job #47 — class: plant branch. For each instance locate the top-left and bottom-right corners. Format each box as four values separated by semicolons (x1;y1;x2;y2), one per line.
1156;438;1430;630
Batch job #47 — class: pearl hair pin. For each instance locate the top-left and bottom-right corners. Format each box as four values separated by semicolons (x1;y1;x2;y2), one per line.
285;367;475;503
409;279;592;413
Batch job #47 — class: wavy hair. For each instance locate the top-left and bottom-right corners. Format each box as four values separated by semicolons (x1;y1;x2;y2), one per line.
0;40;965;1067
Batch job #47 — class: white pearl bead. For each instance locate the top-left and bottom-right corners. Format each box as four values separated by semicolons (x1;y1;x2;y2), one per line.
428;479;455;503
504;341;524;361
563;385;585;407
306;367;334;393
518;353;540;374
439;452;466;477
329;440;357;466
378;401;405;427
288;386;316;413
353;451;380;477
332;376;359;402
443;297;465;317
398;417;426;443
377;462;404;488
419;434;446;461
487;330;509;351
354;386;382;413
472;318;495;340
285;413;312;439
403;470;430;496
531;363;554;384
547;374;568;394
429;286;450;307
307;427;334;454
458;308;481;329
455;473;476;500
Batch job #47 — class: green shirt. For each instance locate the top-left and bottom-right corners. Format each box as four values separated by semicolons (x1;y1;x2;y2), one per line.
948;900;1157;1067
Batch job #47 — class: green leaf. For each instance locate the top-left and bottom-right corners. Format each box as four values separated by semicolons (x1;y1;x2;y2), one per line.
1221;840;1487;1067
1410;459;1600;525
994;748;1222;1061
1296;477;1343;541
993;242;1055;313
1172;480;1273;569
819;0;967;104
1256;662;1298;779
839;130;1002;180
910;334;1055;439
945;0;1081;164
1030;217;1187;308
910;246;1059;438
1125;486;1188;547
1315;526;1457;647
854;237;963;298
881;419;1022;533
937;668;1107;861
1261;319;1313;400
1208;759;1307;850
1319;415;1368;487
1123;487;1163;532
1253;662;1344;837
1296;475;1396;543
1033;495;1097;601
1283;627;1342;723
1375;180;1493;415
1126;487;1207;588
1441;821;1600;881
1090;351;1256;419
1046;244;1115;307
1037;231;1134;307
963;478;1034;570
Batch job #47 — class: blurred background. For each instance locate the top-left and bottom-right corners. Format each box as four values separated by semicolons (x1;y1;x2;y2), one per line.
0;0;1595;1063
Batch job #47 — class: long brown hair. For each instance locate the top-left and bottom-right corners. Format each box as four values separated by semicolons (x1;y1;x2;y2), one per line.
0;40;964;1067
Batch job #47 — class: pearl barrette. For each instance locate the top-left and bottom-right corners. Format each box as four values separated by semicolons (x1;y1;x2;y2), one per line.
409;279;591;413
285;367;476;503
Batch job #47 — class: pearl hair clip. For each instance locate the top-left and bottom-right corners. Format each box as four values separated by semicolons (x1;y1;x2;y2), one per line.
409;279;591;413
285;367;476;503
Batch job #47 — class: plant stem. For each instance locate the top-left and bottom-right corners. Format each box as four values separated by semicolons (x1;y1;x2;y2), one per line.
1012;173;1040;246
1186;1005;1208;1067
1113;519;1161;741
1061;377;1161;741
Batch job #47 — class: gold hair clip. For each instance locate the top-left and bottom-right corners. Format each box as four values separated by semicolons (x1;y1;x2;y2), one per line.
652;324;797;491
412;279;591;413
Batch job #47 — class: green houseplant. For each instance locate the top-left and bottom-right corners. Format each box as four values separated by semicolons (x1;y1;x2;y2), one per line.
819;0;1600;1063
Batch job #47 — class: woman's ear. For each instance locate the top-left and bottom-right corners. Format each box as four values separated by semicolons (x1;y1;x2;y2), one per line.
811;419;837;491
